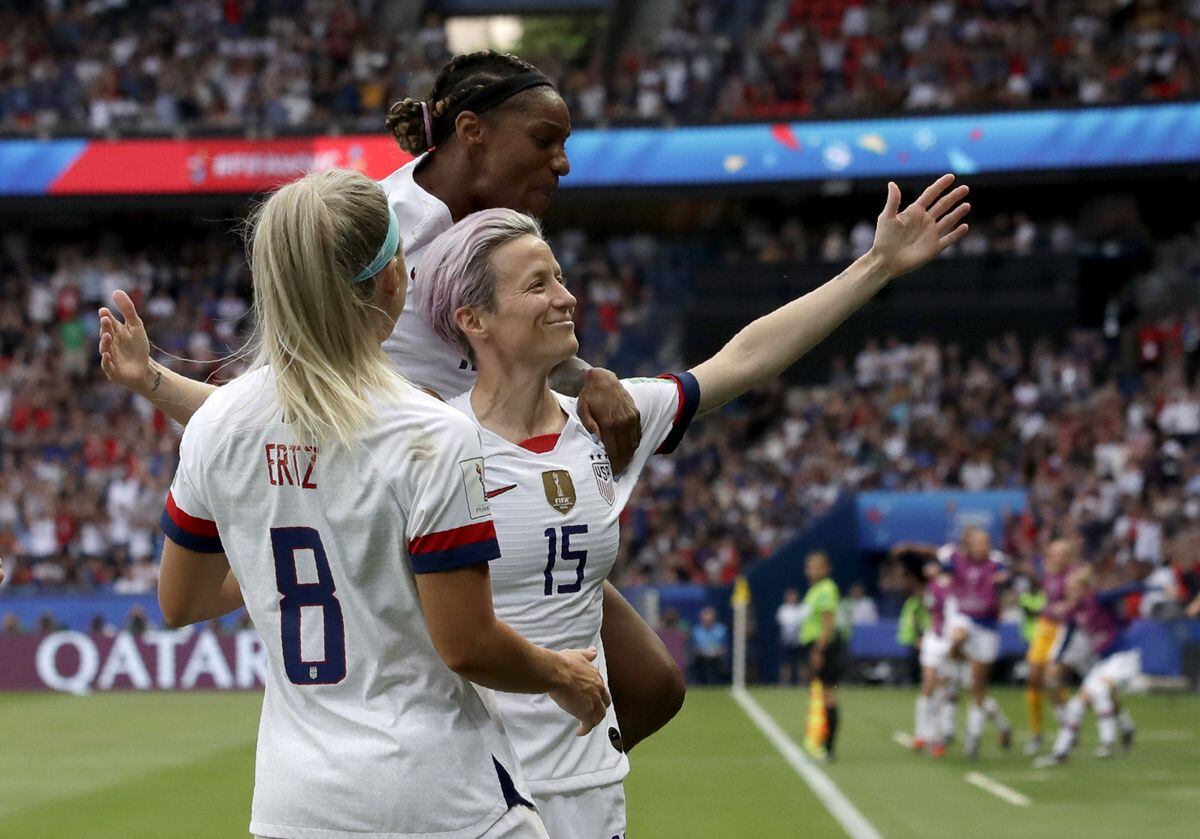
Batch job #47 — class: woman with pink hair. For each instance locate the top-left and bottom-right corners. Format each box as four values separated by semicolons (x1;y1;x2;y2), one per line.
415;174;970;837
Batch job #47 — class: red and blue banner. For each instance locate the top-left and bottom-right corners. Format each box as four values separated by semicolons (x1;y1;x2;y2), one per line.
4;102;1200;196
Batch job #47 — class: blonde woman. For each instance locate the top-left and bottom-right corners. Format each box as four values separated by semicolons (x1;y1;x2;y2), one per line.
413;174;970;836
139;169;608;839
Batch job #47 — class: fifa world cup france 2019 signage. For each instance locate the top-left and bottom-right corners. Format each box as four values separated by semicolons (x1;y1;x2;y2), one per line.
0;631;268;693
4;102;1200;196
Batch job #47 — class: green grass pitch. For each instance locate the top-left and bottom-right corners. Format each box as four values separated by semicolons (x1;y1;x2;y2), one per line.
2;687;1196;837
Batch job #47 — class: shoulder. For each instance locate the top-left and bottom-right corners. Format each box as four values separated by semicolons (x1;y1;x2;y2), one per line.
383;387;479;440
182;367;273;448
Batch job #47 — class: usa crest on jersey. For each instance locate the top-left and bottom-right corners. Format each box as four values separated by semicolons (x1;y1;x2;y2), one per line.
590;453;615;507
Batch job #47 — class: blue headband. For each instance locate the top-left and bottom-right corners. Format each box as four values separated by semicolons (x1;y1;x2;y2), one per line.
352;206;400;283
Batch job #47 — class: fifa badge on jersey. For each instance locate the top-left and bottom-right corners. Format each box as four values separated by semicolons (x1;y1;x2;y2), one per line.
458;457;491;520
590;453;615;507
541;470;576;514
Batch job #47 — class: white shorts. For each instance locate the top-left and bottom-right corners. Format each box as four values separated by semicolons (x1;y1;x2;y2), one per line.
533;781;627;839
1051;623;1097;673
951;615;1000;664
256;807;549;839
1083;649;1142;696
920;631;951;670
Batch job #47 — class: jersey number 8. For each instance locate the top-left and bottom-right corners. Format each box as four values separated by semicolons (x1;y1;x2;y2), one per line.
270;527;347;685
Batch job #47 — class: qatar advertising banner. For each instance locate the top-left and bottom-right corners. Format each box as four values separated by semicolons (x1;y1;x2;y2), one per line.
0;630;267;692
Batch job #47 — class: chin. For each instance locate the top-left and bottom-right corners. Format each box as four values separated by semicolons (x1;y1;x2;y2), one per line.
524;191;553;217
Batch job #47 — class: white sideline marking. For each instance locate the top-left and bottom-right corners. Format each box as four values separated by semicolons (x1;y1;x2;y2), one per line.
965;771;1032;807
731;687;884;839
892;730;915;749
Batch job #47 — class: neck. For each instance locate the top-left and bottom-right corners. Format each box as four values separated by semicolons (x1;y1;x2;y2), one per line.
414;149;478;222
471;359;565;444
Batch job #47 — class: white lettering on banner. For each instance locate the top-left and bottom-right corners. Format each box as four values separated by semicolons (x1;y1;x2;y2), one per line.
144;630;190;689
35;632;99;694
236;630;268;689
180;631;234;689
96;633;153;690
31;630;268;692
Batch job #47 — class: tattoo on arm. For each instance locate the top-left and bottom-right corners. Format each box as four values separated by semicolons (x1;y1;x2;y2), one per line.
150;363;163;393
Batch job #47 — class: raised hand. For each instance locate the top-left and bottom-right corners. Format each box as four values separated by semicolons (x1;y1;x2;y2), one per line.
98;290;154;395
871;174;971;280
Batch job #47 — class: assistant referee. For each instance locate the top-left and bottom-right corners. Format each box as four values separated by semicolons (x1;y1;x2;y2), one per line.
800;550;844;759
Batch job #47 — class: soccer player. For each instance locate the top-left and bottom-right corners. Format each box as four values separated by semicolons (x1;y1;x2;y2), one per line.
416;173;969;826
149;171;610;838
777;587;807;685
1033;566;1144;767
798;551;844;760
1023;538;1076;755
894;544;957;756
97;50;684;754
941;527;1014;759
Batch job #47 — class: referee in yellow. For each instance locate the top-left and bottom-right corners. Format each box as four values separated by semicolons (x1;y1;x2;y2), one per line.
800;550;843;760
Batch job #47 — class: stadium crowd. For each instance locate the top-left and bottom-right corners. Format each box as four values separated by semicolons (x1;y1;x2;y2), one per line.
0;220;677;596
4;207;1200;622
1;0;1197;135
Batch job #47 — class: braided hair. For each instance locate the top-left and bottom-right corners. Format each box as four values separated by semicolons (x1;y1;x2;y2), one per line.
385;51;546;155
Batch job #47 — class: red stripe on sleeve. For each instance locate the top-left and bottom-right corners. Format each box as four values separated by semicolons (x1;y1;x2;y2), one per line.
165;490;220;537
409;520;498;556
658;374;685;424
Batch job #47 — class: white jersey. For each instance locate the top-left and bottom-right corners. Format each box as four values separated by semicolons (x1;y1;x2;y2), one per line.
447;373;701;796
378;155;478;399
161;367;531;839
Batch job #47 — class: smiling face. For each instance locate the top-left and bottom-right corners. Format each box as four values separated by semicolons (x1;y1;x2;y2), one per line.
464;234;577;372
473;89;571;217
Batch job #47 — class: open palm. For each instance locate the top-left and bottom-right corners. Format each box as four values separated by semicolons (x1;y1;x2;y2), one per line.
98;290;153;392
872;174;971;279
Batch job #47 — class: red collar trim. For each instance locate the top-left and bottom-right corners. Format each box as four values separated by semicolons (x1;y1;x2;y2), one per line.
518;433;560;453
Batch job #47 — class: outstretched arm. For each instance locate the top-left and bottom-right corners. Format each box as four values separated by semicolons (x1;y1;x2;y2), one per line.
689;174;970;414
98;290;217;425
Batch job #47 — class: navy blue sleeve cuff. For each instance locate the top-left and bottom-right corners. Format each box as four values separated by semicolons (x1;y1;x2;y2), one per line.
655;371;701;455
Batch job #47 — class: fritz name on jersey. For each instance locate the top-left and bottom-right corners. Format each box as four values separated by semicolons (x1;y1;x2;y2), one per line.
264;443;318;489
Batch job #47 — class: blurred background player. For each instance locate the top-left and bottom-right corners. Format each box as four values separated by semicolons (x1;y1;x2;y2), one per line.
96;49;686;756
941;527;1014;759
893;543;952;757
776;587;806;686
1023;538;1078;755
800;550;843;760
146;170;611;839
1035;566;1147;767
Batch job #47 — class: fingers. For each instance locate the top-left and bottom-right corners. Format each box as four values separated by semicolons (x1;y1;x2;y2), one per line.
912;173;956;210
939;223;970;250
577;401;601;440
928;184;969;221
581;646;598;662
112;289;141;327
881;181;901;219
936;202;971;235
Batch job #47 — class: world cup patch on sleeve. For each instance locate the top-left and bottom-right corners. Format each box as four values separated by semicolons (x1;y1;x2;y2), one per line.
458;457;491;520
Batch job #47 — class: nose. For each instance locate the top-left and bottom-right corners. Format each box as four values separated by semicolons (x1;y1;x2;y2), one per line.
553;279;576;311
551;146;570;177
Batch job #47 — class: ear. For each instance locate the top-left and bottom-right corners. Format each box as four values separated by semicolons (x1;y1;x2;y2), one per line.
453;111;485;149
454;305;486;345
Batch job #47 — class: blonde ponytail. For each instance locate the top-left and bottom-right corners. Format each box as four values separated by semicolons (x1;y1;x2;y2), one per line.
245;169;408;447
